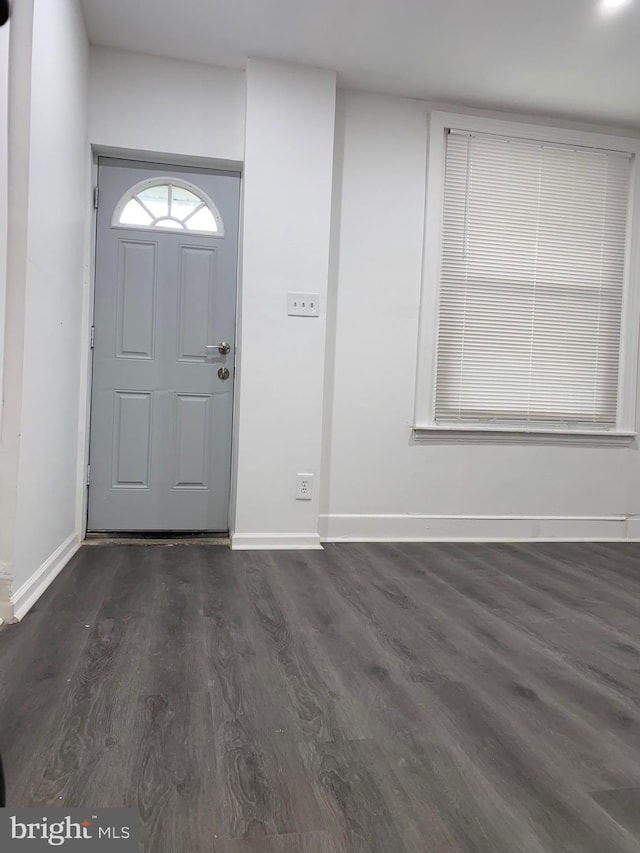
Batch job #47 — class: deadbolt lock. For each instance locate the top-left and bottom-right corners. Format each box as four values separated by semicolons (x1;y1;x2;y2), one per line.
218;367;230;381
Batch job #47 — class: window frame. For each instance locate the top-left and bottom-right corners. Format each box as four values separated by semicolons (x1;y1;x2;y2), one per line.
111;176;225;237
414;111;640;444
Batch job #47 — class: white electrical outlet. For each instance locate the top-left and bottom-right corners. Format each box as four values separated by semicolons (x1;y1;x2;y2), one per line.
287;292;320;317
295;473;314;500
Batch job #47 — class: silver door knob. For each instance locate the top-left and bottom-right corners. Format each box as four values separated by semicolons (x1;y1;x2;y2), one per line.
206;342;231;355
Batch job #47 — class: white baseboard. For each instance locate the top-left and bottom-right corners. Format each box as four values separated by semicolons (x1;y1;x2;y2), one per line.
231;533;323;550
319;514;640;542
11;532;81;621
0;577;13;623
624;517;640;539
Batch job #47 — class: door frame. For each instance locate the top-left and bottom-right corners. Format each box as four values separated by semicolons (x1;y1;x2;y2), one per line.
79;149;244;538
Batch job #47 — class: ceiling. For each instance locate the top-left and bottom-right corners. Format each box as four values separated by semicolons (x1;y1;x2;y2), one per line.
79;0;640;129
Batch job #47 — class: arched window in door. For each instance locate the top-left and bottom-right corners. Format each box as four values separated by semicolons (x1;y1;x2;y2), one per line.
112;177;225;236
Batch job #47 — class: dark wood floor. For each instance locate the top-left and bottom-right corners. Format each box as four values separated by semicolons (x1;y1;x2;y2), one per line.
2;542;640;851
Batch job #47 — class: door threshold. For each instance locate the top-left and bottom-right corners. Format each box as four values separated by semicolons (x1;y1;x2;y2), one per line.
84;531;230;546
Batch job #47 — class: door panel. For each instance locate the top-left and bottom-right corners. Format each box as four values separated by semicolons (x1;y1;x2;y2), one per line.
173;394;212;489
116;241;157;359
112;391;153;488
88;161;240;532
177;246;217;361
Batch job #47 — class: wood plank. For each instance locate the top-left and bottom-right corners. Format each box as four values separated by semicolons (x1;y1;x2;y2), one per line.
589;787;640;837
195;547;324;840
222;830;336;853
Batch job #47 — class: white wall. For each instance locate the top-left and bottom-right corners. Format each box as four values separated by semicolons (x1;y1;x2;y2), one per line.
0;19;10;620
0;21;8;428
0;0;90;618
89;47;245;164
232;59;336;548
0;0;34;622
321;90;640;541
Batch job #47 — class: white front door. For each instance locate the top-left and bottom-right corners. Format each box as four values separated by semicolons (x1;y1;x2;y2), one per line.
88;160;240;532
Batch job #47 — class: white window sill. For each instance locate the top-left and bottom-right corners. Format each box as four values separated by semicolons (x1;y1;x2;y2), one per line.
412;425;637;447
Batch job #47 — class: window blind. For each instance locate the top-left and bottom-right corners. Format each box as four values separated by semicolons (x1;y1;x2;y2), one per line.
434;130;631;429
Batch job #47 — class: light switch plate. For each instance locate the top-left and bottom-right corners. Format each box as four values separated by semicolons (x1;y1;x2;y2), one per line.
287;292;320;317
